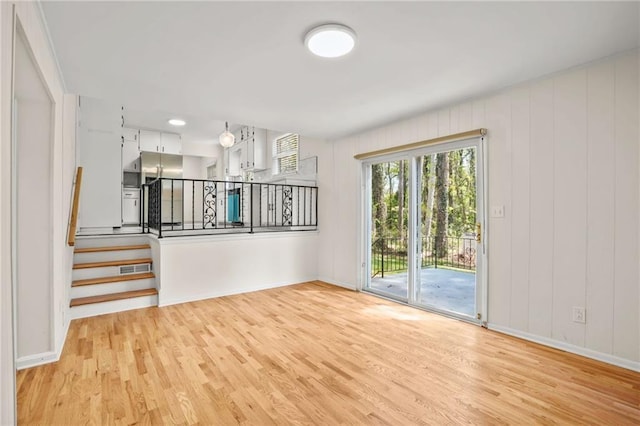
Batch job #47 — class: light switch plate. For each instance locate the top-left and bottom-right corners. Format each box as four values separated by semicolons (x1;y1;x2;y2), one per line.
491;205;505;218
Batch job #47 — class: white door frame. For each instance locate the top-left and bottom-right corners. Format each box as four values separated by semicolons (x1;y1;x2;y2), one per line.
359;136;488;324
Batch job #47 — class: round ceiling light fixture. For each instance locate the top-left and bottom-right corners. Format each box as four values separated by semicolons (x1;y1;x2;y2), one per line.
168;118;186;126
304;24;356;58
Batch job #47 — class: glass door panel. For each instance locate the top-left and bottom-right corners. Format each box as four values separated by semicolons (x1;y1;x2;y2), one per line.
367;160;409;301
417;147;478;317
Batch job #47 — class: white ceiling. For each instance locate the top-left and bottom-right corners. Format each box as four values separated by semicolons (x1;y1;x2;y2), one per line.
41;1;639;141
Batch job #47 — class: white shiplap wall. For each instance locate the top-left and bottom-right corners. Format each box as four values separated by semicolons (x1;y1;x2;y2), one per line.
318;50;639;368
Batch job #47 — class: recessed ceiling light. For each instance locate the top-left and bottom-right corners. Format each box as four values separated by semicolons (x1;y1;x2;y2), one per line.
168;119;186;126
305;24;356;58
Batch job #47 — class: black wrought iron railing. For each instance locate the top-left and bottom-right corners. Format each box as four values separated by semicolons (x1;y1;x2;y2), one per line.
371;236;476;278
142;178;318;237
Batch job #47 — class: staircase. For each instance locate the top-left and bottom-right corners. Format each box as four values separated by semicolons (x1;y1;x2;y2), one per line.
70;235;158;319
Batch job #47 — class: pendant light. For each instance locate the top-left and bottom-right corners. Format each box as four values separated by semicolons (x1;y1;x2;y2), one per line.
219;121;235;148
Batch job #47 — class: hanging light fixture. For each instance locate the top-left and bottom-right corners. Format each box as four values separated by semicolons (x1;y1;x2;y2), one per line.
219;121;235;148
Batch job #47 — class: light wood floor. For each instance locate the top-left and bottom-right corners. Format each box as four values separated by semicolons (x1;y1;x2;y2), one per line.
17;281;640;425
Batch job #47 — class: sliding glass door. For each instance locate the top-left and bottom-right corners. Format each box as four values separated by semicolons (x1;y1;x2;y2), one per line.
364;139;485;322
367;160;409;301
415;147;479;318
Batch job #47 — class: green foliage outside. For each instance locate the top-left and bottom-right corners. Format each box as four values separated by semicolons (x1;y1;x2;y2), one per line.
371;148;477;277
371;148;477;241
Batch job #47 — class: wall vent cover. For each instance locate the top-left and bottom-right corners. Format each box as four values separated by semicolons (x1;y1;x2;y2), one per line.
119;264;150;275
134;264;150;273
120;265;135;274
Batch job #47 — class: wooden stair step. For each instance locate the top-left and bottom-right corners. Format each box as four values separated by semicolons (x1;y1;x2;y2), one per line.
73;258;153;270
72;272;155;287
70;288;158;307
74;244;150;254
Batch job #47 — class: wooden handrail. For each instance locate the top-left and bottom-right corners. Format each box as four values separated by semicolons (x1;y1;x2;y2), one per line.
67;166;83;246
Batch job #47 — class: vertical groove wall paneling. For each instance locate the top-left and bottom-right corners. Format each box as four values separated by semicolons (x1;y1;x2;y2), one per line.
438;109;451;137
459;102;473;132
613;53;639;362
324;51;639;367
509;86;531;331
585;61;615;355
450;105;460;134
427;112;439;140
552;69;588;347
485;93;512;326
528;79;555;338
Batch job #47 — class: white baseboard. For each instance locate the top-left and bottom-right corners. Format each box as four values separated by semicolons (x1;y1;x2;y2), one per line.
17;308;72;370
317;277;357;291
16;351;58;370
158;277;319;307
57;313;70;357
488;323;640;373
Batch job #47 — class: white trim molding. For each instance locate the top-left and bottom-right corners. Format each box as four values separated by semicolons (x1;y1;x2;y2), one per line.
16;351;57;370
488;323;640;373
159;278;318;307
317;277;357;291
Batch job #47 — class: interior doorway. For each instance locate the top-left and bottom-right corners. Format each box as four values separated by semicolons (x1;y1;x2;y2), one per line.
12;24;55;361
364;139;486;323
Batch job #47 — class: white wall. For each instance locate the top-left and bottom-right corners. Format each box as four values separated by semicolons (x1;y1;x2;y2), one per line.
0;2;13;423
183;155;206;180
319;50;640;370
14;27;54;358
153;232;319;306
182;140;219;158
0;2;76;421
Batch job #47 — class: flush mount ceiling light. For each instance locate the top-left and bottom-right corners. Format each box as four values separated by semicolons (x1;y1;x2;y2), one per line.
219;121;235;148
304;24;356;58
168;118;186;126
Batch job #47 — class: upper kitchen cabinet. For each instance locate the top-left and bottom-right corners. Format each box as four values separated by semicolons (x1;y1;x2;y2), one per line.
122;139;140;173
161;132;182;155
242;127;267;171
139;129;161;152
226;142;243;176
122;127;140;172
76;96;122;229
122;127;139;143
224;126;268;177
139;129;182;154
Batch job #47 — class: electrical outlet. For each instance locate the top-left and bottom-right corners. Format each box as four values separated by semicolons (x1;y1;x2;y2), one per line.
572;307;586;324
491;205;505;218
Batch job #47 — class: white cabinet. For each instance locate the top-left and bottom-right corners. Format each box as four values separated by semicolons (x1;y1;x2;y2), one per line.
77;96;122;229
139;129;161;152
122;137;140;172
139;129;182;154
122;189;140;224
161;132;182;154
224;126;268;176
122;127;139;143
226;143;243;176
242;127;267;171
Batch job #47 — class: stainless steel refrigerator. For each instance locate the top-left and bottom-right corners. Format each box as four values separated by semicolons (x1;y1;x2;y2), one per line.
141;152;183;224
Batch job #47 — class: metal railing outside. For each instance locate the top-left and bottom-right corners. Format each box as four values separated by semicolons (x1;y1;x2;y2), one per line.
371;236;476;278
142;178;318;237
